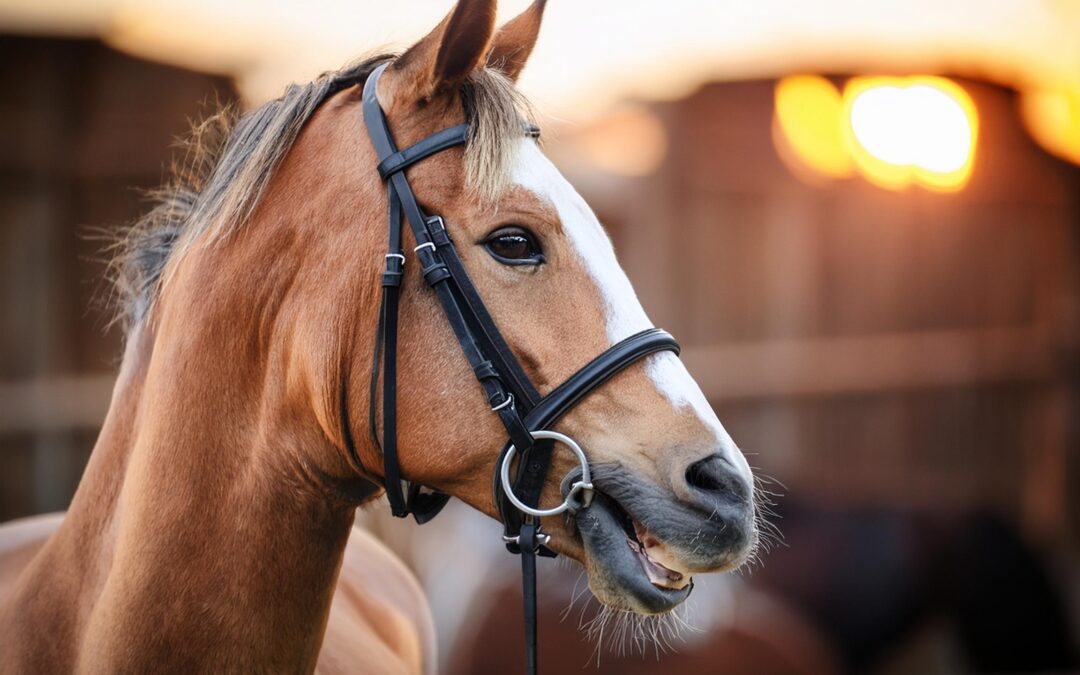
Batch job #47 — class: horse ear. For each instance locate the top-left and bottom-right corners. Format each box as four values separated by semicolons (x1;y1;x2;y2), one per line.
485;0;546;82
386;0;498;104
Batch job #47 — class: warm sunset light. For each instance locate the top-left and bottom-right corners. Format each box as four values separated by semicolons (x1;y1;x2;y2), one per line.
1019;85;1080;167
4;3;1080;674
773;75;853;180
845;76;978;192
576;104;669;177
774;75;978;192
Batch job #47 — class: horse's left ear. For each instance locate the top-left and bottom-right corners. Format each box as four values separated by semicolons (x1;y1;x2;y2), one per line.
486;0;547;82
385;0;497;105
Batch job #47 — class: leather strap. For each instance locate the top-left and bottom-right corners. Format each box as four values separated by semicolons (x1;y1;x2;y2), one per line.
357;62;683;673
376;124;470;180
520;520;540;675
494;328;680;545
525;328;679;430
362;65;536;520
431;215;542;411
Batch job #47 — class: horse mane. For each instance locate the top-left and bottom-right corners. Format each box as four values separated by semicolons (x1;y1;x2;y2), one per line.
108;54;532;334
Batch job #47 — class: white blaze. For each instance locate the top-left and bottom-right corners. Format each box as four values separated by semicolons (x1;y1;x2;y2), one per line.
511;140;752;484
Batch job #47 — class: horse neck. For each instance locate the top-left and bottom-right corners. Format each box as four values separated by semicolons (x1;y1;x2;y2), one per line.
55;238;374;671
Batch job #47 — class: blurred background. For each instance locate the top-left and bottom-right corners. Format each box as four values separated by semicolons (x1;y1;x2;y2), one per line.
1;1;1078;673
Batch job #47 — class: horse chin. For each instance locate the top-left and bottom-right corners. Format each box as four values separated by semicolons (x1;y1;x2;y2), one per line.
571;493;694;615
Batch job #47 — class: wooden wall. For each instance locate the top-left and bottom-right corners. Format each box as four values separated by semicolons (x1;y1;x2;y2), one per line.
0;40;1075;671
0;35;237;520
0;39;1075;555
557;77;1079;547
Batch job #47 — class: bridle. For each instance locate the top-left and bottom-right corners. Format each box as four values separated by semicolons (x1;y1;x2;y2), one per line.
357;63;680;674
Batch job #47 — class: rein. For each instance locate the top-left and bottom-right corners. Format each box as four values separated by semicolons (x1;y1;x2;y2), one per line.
358;63;680;674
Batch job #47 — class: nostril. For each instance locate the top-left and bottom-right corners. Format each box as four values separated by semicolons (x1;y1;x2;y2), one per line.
685;458;723;492
684;454;748;503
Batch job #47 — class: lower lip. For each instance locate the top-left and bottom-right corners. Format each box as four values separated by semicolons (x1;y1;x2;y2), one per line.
572;492;693;614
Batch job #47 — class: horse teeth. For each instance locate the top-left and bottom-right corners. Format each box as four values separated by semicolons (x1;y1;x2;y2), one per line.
626;529;692;590
628;519;699;583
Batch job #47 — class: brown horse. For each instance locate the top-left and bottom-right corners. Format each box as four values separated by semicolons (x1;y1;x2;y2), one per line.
0;1;757;672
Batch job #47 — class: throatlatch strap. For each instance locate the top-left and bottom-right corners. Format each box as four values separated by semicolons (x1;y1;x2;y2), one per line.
371;171;407;516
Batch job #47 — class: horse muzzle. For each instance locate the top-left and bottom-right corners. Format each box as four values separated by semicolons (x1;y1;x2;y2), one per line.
564;461;756;615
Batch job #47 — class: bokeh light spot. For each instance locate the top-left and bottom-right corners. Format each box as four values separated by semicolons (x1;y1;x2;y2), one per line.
773;75;853;180
844;76;978;192
1020;85;1080;167
774;75;979;192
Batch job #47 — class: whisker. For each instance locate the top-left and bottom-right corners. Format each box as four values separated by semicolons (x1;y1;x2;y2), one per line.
577;595;700;665
560;569;591;623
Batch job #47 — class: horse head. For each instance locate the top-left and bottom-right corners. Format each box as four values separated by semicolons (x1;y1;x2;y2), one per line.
315;0;759;615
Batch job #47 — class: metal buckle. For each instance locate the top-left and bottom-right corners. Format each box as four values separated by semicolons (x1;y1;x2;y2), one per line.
502;530;552;547
414;242;436;254
384;253;405;265
491;393;514;412
500;430;593;518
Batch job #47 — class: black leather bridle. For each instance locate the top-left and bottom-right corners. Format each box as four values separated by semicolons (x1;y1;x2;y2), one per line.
357;63;680;674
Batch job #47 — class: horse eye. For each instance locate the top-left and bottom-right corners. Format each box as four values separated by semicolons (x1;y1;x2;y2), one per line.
484;227;544;266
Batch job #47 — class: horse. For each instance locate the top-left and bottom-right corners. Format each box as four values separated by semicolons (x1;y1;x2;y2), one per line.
0;1;757;672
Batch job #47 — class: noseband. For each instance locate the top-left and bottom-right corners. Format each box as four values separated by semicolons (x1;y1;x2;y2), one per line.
358;63;680;674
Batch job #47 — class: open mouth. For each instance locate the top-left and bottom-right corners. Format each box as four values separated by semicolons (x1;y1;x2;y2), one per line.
568;488;694;614
617;507;693;591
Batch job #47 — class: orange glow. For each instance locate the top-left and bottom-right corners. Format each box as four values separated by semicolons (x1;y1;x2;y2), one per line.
844;76;978;192
774;75;978;192
576;105;668;177
773;75;853;180
1019;85;1080;166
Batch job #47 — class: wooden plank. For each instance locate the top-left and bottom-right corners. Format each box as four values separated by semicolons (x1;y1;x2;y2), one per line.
0;324;1062;435
683;324;1059;401
0;374;114;433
